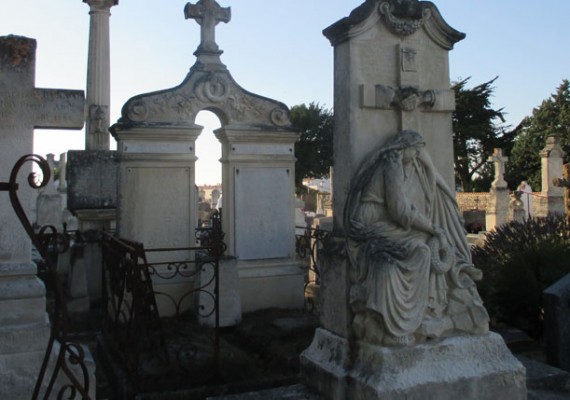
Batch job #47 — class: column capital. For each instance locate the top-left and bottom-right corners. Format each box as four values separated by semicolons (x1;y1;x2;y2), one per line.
83;0;118;12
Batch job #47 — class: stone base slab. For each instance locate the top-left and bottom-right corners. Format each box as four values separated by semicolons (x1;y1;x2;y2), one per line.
237;259;305;313
301;328;527;400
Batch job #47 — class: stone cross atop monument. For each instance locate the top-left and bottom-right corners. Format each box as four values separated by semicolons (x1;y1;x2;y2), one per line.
489;148;508;189
184;0;231;56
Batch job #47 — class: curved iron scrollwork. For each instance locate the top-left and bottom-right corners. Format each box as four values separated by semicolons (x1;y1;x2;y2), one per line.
0;154;91;399
296;226;330;282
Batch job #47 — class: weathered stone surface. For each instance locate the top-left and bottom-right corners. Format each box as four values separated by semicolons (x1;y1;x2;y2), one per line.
318;238;351;337
301;2;526;398
536;136;566;217
111;0;303;314
544;273;570;373
301;329;526;400
0;35;84;262
323;1;464;230
0;35;84;400
66;150;118;211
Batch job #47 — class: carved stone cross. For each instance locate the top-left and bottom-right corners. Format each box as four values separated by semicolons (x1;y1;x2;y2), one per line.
360;44;456;132
0;35;84;261
184;0;231;55
488;148;508;189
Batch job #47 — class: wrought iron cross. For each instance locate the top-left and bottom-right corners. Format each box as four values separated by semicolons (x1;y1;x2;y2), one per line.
184;0;231;54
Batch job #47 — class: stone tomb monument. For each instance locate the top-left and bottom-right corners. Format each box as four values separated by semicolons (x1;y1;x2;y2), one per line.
485;148;510;231
110;0;302;315
0;36;85;399
300;2;526;399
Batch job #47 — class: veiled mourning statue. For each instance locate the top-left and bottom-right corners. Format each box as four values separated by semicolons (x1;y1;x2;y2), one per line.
345;130;489;346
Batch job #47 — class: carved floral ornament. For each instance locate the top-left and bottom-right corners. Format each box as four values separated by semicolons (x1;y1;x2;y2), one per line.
124;76;291;127
378;0;431;36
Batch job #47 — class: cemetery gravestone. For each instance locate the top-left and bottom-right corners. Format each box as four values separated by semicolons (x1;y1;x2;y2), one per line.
0;35;84;399
544;273;570;373
111;0;302;315
486;148;510;230
536;136;566;217
300;2;526;399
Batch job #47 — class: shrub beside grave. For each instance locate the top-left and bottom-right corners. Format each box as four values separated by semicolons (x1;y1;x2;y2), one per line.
472;215;570;339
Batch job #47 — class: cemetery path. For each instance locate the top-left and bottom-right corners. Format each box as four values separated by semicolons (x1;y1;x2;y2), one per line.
70;307;319;399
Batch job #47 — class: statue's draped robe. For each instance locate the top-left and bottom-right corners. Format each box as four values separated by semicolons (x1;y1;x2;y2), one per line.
348;149;474;337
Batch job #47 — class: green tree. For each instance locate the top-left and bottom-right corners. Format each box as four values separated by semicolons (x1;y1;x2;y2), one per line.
290;103;334;192
507;79;570;190
452;77;513;192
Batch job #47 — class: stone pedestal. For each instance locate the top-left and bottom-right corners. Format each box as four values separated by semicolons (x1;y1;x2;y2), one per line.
486;186;510;230
199;258;242;327
67;150;118;308
0;263;50;400
536;136;566;217
301;328;526;400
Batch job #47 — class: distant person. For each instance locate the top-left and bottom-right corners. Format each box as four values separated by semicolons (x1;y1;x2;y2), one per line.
517;181;533;219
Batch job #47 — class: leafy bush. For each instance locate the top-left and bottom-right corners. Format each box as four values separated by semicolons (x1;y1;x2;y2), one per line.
472;215;570;339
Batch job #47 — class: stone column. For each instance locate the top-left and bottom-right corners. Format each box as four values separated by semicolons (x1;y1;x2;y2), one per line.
536;136;566;217
62;0;118;312
58;152;67;193
83;0;118;151
486;148;510;230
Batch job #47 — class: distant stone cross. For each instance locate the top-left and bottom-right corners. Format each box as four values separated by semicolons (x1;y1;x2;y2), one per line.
488;148;508;188
184;0;231;54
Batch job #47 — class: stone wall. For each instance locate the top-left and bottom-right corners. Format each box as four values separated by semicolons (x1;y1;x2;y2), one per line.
457;192;544;216
456;192;489;212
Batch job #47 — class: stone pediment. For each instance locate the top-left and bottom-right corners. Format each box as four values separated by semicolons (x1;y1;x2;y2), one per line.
112;63;292;132
323;0;465;50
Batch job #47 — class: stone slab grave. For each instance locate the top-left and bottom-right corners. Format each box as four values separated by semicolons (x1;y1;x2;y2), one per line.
536;135;566;217
110;0;303;318
0;35;88;399
300;2;526;399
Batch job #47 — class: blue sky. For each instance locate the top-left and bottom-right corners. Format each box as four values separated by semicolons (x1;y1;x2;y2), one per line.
2;1;569;184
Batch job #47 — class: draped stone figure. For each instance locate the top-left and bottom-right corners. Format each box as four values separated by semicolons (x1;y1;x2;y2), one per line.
345;130;489;346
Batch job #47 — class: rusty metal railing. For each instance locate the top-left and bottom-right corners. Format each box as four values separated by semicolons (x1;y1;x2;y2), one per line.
100;211;225;396
296;225;330;311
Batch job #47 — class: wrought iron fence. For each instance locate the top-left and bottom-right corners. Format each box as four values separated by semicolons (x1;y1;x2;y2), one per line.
100;211;225;396
296;225;331;311
1;154;92;399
